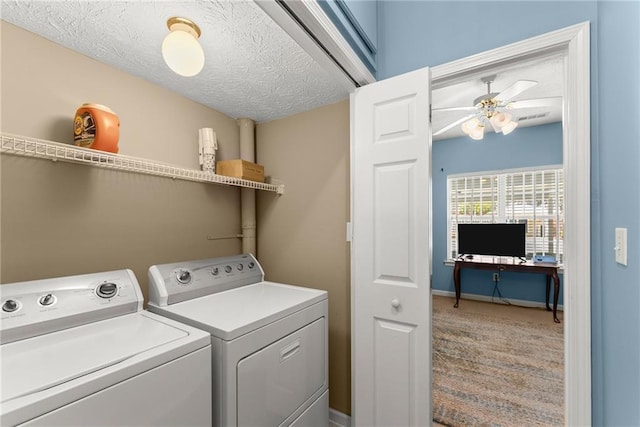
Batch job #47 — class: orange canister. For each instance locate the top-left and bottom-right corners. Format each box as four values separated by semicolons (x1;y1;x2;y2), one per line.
74;103;120;153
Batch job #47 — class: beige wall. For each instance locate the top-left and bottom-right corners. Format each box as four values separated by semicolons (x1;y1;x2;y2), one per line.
1;22;242;298
2;20;353;416
256;100;351;415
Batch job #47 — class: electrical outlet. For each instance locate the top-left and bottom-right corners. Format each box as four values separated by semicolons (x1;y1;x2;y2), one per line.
493;273;500;282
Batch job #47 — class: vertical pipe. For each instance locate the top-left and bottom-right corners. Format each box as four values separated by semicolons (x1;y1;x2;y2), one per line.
238;118;256;255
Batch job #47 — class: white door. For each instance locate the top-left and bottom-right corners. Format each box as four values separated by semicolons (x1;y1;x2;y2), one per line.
351;67;432;426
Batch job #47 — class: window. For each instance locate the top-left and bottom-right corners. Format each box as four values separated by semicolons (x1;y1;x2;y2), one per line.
448;167;564;261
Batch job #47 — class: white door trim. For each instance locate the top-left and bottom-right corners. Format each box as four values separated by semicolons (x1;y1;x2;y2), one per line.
430;21;591;426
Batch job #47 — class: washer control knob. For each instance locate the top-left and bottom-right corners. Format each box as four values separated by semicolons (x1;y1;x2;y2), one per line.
39;293;55;306
237;263;244;271
248;262;255;269
224;265;232;274
176;269;192;285
211;267;220;276
97;282;118;299
2;299;19;313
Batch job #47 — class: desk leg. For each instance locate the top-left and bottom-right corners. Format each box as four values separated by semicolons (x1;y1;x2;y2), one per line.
545;275;552;311
552;271;560;323
453;263;461;308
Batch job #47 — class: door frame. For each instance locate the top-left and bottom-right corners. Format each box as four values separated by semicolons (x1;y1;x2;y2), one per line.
430;22;591;425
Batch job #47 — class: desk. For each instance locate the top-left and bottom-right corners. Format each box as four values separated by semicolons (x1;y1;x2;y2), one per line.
453;259;561;323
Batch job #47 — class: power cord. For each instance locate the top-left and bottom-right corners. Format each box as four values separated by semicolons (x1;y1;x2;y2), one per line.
491;272;552;311
491;273;512;305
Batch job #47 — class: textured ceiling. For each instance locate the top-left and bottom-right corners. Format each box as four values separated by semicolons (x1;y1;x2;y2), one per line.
1;0;350;123
2;0;563;134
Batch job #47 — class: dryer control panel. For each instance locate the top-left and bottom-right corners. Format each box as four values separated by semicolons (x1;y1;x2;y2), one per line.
148;254;265;306
0;269;143;344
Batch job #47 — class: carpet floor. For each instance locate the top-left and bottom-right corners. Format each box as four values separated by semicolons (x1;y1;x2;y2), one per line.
432;296;564;426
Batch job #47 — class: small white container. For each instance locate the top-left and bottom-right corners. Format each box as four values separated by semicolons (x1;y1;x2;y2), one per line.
198;128;217;173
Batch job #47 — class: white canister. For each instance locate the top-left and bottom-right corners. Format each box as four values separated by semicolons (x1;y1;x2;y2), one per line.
198;128;218;173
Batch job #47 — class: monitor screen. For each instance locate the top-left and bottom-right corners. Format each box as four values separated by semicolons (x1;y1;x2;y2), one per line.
457;223;526;258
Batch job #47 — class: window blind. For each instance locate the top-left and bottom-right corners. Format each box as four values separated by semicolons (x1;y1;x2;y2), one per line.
448;168;564;261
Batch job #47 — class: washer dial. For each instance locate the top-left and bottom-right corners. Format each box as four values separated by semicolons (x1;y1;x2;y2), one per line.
2;299;20;313
96;282;118;299
176;269;192;284
224;265;232;274
38;293;56;306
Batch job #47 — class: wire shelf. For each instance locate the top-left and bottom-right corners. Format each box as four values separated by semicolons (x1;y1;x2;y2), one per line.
1;133;284;194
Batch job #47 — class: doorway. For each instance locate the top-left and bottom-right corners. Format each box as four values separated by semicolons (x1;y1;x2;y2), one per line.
431;51;566;425
428;22;590;424
350;22;590;426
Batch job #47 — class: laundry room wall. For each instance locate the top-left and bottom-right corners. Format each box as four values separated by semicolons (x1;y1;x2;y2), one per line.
0;21;243;300
256;101;351;415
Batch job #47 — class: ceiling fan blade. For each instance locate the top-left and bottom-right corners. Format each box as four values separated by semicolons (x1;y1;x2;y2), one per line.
494;80;538;102
433;114;475;136
433;106;478;112
508;97;562;109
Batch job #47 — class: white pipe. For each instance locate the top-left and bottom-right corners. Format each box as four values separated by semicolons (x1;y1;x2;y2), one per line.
238;118;256;255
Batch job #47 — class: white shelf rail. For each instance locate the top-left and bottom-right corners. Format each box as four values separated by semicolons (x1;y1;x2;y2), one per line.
1;133;284;195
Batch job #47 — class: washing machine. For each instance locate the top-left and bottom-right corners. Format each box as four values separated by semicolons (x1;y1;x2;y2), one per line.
0;269;212;426
147;254;328;427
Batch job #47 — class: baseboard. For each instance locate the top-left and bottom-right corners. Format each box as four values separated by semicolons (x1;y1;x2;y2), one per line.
432;289;564;311
329;408;351;427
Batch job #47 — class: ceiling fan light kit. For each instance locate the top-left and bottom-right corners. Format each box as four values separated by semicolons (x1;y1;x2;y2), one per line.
162;17;205;77
434;73;558;141
464;77;520;140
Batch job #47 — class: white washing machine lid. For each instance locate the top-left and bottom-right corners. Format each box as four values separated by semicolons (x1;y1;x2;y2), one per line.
0;312;203;404
152;281;327;341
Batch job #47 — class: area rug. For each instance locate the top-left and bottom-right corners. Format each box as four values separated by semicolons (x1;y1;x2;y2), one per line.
432;299;564;426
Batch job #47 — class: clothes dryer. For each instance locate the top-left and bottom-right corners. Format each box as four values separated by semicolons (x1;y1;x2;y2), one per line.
0;269;211;426
147;254;328;427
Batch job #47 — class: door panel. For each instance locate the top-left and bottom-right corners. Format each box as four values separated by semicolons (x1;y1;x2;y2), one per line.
375;161;416;283
374;319;416;427
351;67;432;426
375;95;416;141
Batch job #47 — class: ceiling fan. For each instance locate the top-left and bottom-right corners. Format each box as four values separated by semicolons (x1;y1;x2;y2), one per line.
433;74;561;140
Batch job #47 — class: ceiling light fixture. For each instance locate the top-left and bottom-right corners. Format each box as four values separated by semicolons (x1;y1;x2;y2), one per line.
460;77;520;141
162;17;204;77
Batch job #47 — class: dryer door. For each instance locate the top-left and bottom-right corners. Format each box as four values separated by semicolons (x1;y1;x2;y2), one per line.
237;318;326;426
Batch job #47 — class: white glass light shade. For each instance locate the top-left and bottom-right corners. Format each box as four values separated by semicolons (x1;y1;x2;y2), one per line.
162;22;204;77
490;112;512;129
469;124;485;140
461;118;480;135
501;120;519;135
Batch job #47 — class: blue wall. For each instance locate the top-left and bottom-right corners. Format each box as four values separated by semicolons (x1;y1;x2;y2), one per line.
433;123;563;305
377;1;640;425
